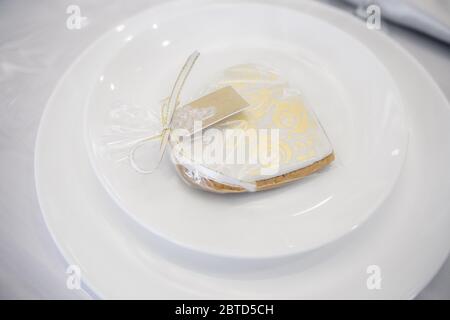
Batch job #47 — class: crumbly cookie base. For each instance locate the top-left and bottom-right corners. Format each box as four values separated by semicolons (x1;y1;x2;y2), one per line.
176;153;335;193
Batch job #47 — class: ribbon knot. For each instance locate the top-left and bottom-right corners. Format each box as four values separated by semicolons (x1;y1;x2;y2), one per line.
129;51;200;174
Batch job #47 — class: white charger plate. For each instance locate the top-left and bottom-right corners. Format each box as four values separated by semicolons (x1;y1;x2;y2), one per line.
35;0;450;298
85;0;407;258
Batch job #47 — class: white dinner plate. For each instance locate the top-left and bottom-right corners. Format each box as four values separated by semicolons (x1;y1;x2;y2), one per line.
35;0;450;299
84;0;407;258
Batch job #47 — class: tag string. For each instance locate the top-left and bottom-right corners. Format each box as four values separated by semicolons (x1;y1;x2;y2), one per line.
129;51;200;174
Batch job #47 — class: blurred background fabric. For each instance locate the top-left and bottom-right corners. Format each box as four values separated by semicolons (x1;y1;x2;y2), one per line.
341;0;450;43
0;0;449;299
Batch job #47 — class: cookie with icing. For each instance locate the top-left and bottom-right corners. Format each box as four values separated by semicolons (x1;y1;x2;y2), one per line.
171;64;334;193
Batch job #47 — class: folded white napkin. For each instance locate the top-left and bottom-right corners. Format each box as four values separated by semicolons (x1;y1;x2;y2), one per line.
341;0;450;44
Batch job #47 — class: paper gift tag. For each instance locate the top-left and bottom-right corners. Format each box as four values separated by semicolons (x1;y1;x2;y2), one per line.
171;86;250;136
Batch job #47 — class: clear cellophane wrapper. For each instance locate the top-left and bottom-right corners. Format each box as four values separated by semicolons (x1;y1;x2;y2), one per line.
168;64;335;193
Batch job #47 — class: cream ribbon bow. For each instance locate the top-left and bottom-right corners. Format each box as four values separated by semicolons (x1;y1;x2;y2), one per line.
129;51;200;173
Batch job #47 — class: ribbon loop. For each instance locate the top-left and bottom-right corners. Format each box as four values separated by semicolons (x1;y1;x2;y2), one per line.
129;51;200;173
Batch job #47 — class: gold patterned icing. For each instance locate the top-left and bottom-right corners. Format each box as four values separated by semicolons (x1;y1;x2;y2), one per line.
172;64;333;187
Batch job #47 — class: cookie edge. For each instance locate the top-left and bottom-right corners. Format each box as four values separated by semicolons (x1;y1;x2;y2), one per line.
175;152;335;193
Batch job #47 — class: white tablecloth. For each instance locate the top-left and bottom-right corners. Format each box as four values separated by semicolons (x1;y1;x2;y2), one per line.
0;0;448;299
